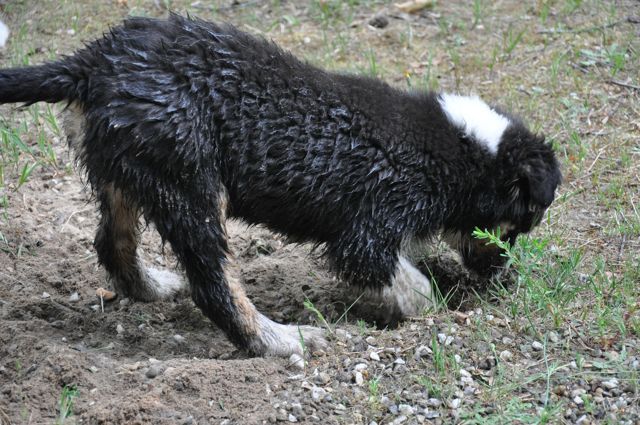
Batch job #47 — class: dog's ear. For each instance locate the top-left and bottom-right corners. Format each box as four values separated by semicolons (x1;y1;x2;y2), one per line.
513;137;562;209
500;131;561;210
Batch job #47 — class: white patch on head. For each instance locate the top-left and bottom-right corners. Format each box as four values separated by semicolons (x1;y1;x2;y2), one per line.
0;20;9;48
438;93;511;155
382;255;434;318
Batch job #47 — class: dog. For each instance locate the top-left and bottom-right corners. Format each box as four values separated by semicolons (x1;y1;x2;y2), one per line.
0;14;561;358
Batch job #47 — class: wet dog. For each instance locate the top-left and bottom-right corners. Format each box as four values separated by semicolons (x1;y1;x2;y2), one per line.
0;14;561;357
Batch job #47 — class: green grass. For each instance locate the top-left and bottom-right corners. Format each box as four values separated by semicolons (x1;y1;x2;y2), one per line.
56;385;79;425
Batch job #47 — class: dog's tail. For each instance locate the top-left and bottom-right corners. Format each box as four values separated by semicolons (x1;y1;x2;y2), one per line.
0;62;79;105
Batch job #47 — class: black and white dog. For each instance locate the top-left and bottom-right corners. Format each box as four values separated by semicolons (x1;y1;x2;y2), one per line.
0;14;560;358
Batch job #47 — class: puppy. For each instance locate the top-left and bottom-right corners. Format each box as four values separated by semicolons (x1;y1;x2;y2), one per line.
0;14;561;358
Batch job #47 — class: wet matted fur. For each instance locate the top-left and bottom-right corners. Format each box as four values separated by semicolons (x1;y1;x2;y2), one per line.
0;14;561;357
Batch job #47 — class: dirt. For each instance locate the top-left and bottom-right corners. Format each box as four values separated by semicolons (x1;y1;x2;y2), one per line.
1;0;639;424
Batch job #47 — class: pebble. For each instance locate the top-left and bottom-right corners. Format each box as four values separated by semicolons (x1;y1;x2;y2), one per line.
368;14;389;29
365;336;377;345
354;363;368;372
311;386;326;401
531;341;544;351
414;345;432;360
42;292;51;299
571;388;586;398
391;416;407;424
448;398;461;409
172;334;185;344
146;366;160;379
424;410;439;419
573;395;584;405
499;350;513;361
369;351;380;362
548;331;560;343
425;398;442;407
398;404;414;415
314;372;331;385
354;371;364;386
438;333;453;346
288;413;297;422
68;292;80;302
602;378;618;389
116;324;124;334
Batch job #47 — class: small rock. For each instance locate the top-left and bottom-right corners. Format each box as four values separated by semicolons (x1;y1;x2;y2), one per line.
69;292;80;302
311;386;326;401
391;416;407;425
571;388;586;398
532;341;544;351
368;14;389;29
365;336;377;345
448;398;461;409
573;395;584;405
454;311;469;325
370;351;380;362
116;324;124;334
146;366;161;379
414;345;432;360
437;333;453;345
288;413;297;423
499;350;513;361
314;372;331;385
90;304;100;312
398;404;414;415
424;410;439;419
354;363;368;372
602;378;618;389
354;371;364;386
42;292;51;299
575;415;588;424
173;334;185;344
426;398;442;407
548;331;560;343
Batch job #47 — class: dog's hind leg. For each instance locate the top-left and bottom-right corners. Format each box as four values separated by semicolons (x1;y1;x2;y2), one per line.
93;185;185;301
149;185;326;358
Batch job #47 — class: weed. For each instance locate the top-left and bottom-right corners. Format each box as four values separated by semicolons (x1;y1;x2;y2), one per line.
56;385;78;425
503;26;525;56
303;298;333;334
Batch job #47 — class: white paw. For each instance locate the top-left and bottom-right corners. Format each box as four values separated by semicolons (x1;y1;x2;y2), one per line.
255;315;328;359
384;256;435;318
146;267;186;299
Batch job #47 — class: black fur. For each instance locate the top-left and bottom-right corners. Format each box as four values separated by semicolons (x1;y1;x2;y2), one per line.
0;14;561;355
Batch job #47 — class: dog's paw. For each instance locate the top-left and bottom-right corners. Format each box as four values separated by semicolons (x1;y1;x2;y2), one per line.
145;267;186;299
253;316;328;360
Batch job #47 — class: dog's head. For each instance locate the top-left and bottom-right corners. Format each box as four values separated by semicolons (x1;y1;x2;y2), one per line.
445;116;562;277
